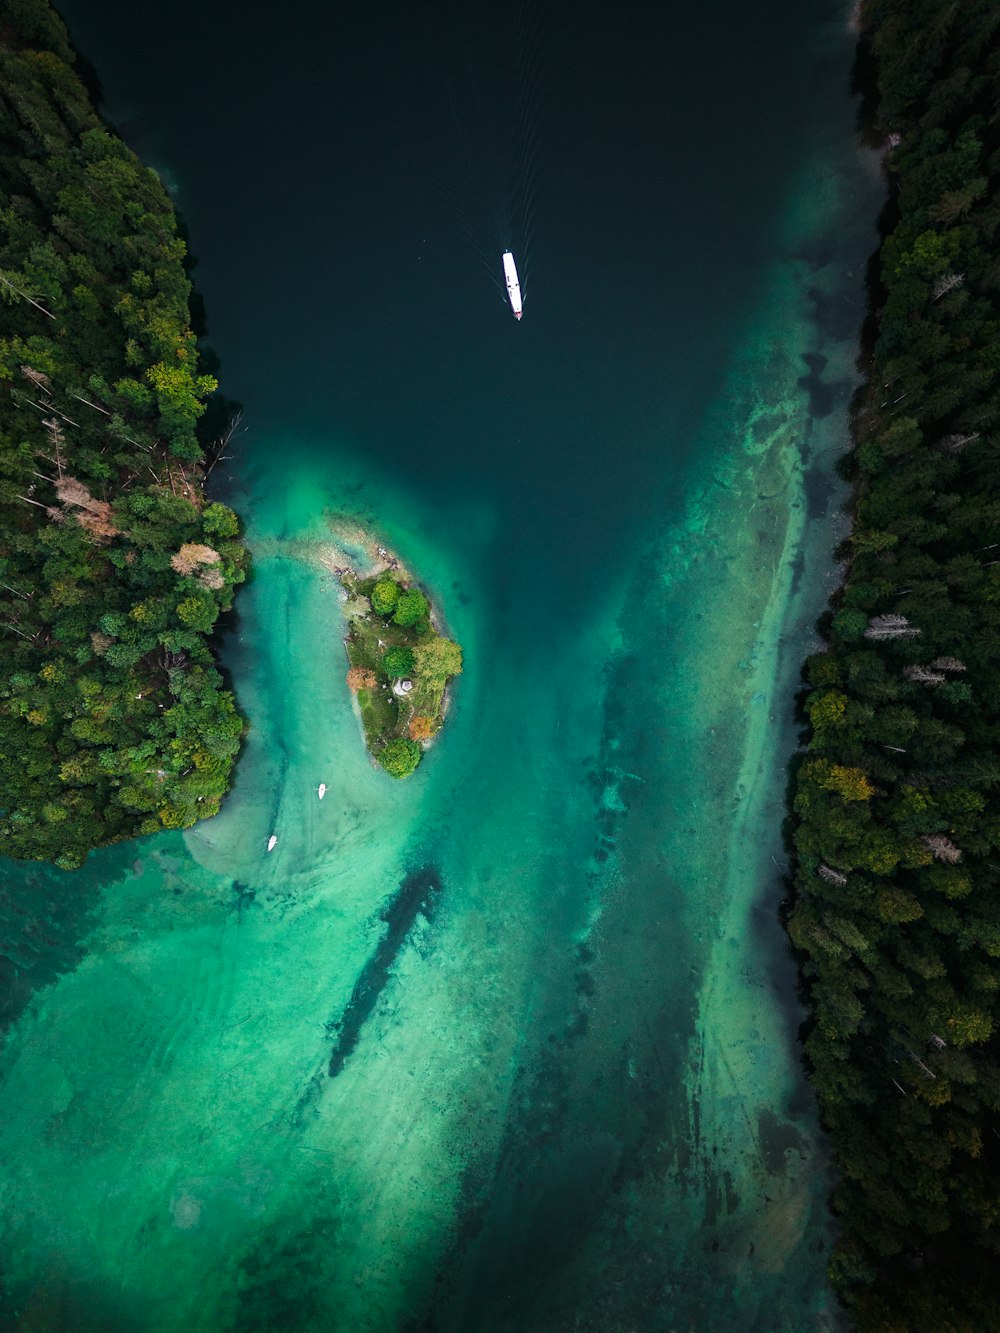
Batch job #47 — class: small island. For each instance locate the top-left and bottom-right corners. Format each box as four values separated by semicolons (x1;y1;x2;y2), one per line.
335;537;462;778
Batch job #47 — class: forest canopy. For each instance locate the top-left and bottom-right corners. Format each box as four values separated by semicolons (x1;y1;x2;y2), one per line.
788;1;1000;1328
0;0;247;869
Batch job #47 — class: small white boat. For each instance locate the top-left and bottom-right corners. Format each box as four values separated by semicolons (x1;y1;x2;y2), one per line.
267;834;277;852
502;251;523;320
318;783;327;800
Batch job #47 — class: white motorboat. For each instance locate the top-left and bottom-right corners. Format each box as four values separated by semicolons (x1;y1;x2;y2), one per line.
502;251;522;320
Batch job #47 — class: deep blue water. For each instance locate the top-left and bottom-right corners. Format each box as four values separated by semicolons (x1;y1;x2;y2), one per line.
67;0;833;564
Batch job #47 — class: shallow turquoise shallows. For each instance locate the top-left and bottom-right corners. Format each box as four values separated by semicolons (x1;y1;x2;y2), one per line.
0;1;883;1327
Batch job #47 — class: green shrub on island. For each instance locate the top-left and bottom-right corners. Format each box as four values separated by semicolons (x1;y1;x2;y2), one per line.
413;637;463;687
393;588;429;627
0;1;248;868
378;738;421;779
370;579;400;615
382;645;415;678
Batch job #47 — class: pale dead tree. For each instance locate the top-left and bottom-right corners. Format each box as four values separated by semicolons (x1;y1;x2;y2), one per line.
0;271;55;319
71;392;111;416
12;392;45;415
204;409;243;479
198;567;226;591
865;613;921;640
932;272;965;300
42;404;80;428
22;396;78;429
937;431;979;453
905;1048;937;1079
53;476;119;540
164;461;201;508
20;365;51;394
16;493;58;517
930;656;967;673
39;417;66;479
922;833;963;864
818;864;848;887
107;412;153;450
2;620;36;641
170;543;220;576
158;647;187;672
55;476;97;508
928;1035;947;1051
904;664;946;685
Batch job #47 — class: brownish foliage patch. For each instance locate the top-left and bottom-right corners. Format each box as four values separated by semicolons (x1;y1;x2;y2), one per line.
170;542;220;575
54;476;119;540
347;666;377;692
408;714;436;742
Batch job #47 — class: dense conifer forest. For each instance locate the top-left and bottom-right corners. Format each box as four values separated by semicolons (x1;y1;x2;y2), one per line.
0;0;246;869
789;1;1000;1327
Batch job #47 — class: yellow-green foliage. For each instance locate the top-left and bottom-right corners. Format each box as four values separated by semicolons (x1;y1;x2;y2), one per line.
807;689;847;732
413;636;463;686
820;764;875;802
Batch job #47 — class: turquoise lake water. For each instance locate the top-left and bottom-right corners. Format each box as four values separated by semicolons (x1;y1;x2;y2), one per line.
0;2;883;1327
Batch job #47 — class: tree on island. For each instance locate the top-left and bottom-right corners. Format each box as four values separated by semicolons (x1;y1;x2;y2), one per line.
408;714;437;742
413;637;463;686
393;587;428;627
346;666;377;692
382;645;415;678
370;579;399;615
378;737;421;779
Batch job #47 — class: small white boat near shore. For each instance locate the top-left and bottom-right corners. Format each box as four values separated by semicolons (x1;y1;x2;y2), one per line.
267;834;277;852
318;783;326;800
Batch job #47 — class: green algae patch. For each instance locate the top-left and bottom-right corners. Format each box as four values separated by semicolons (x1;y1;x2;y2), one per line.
338;541;462;777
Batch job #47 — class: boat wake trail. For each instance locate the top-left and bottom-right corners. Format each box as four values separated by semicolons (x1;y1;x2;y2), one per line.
410;2;547;311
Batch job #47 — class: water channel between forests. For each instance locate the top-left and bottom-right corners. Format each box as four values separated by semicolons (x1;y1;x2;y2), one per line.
0;2;885;1328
